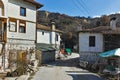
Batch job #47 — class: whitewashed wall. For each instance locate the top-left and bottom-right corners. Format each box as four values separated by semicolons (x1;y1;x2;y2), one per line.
79;33;103;53
8;0;36;22
37;29;51;44
51;32;61;48
37;29;61;46
0;0;8;17
7;22;36;40
6;39;35;50
7;0;36;41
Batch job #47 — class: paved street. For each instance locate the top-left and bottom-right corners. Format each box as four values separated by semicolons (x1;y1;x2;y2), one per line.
31;53;104;80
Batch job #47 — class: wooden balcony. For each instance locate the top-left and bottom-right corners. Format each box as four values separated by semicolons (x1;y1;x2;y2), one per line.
0;18;7;42
0;31;6;42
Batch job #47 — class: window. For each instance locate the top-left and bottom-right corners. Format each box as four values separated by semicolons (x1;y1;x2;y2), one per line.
42;31;44;35
20;7;26;16
56;34;58;41
89;36;95;47
19;20;26;33
9;18;17;32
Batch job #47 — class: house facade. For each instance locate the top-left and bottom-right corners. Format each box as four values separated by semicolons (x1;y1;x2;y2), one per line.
37;24;51;44
78;18;120;68
0;0;42;71
36;23;62;64
37;23;62;49
79;33;103;53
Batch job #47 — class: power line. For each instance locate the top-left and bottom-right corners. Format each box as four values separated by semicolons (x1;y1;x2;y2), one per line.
76;0;90;15
72;0;88;16
80;0;92;14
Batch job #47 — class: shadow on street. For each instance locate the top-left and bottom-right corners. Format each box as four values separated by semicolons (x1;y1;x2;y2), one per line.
56;57;80;67
68;74;105;80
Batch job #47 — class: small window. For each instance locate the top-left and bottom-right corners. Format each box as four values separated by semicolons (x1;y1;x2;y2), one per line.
56;34;58;41
42;32;44;35
89;36;95;47
9;18;17;32
19;20;26;33
20;7;26;16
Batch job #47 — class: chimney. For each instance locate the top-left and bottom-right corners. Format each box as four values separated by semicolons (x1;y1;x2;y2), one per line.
51;22;55;31
110;17;117;30
76;24;83;31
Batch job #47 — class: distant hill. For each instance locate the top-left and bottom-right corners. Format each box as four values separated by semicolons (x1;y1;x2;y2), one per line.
37;11;120;31
37;10;120;50
37;10;92;32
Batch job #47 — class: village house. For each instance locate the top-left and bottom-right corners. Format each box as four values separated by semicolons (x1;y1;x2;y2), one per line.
0;0;43;73
37;23;62;49
78;17;120;68
36;23;62;64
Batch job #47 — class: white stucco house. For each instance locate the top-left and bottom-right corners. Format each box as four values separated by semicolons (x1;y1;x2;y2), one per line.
37;23;62;49
36;23;62;64
0;0;43;72
78;18;120;68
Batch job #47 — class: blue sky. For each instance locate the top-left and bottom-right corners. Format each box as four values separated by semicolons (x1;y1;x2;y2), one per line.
36;0;120;17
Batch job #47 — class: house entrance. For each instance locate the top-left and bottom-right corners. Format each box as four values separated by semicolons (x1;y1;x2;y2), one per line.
9;50;27;76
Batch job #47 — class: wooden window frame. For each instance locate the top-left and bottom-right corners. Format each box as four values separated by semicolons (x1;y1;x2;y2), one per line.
89;36;96;47
9;18;17;32
19;20;26;33
20;7;26;16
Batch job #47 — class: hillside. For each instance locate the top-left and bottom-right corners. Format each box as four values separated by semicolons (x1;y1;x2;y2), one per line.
37;10;120;50
37;11;93;32
37;11;120;31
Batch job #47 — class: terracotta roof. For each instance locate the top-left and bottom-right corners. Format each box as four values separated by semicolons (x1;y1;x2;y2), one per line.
91;26;110;31
54;29;63;33
78;26;120;34
37;24;63;33
24;0;43;9
37;24;51;31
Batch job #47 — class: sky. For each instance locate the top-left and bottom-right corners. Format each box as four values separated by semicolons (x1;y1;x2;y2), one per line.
36;0;120;17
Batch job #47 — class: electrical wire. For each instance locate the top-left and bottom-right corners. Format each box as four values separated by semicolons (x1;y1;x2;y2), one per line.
76;0;89;15
80;0;92;14
72;0;88;16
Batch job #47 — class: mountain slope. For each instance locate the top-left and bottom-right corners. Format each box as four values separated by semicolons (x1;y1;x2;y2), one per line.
37;10;120;50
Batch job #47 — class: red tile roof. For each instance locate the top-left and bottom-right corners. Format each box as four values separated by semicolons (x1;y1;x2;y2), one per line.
78;26;120;34
37;24;63;33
